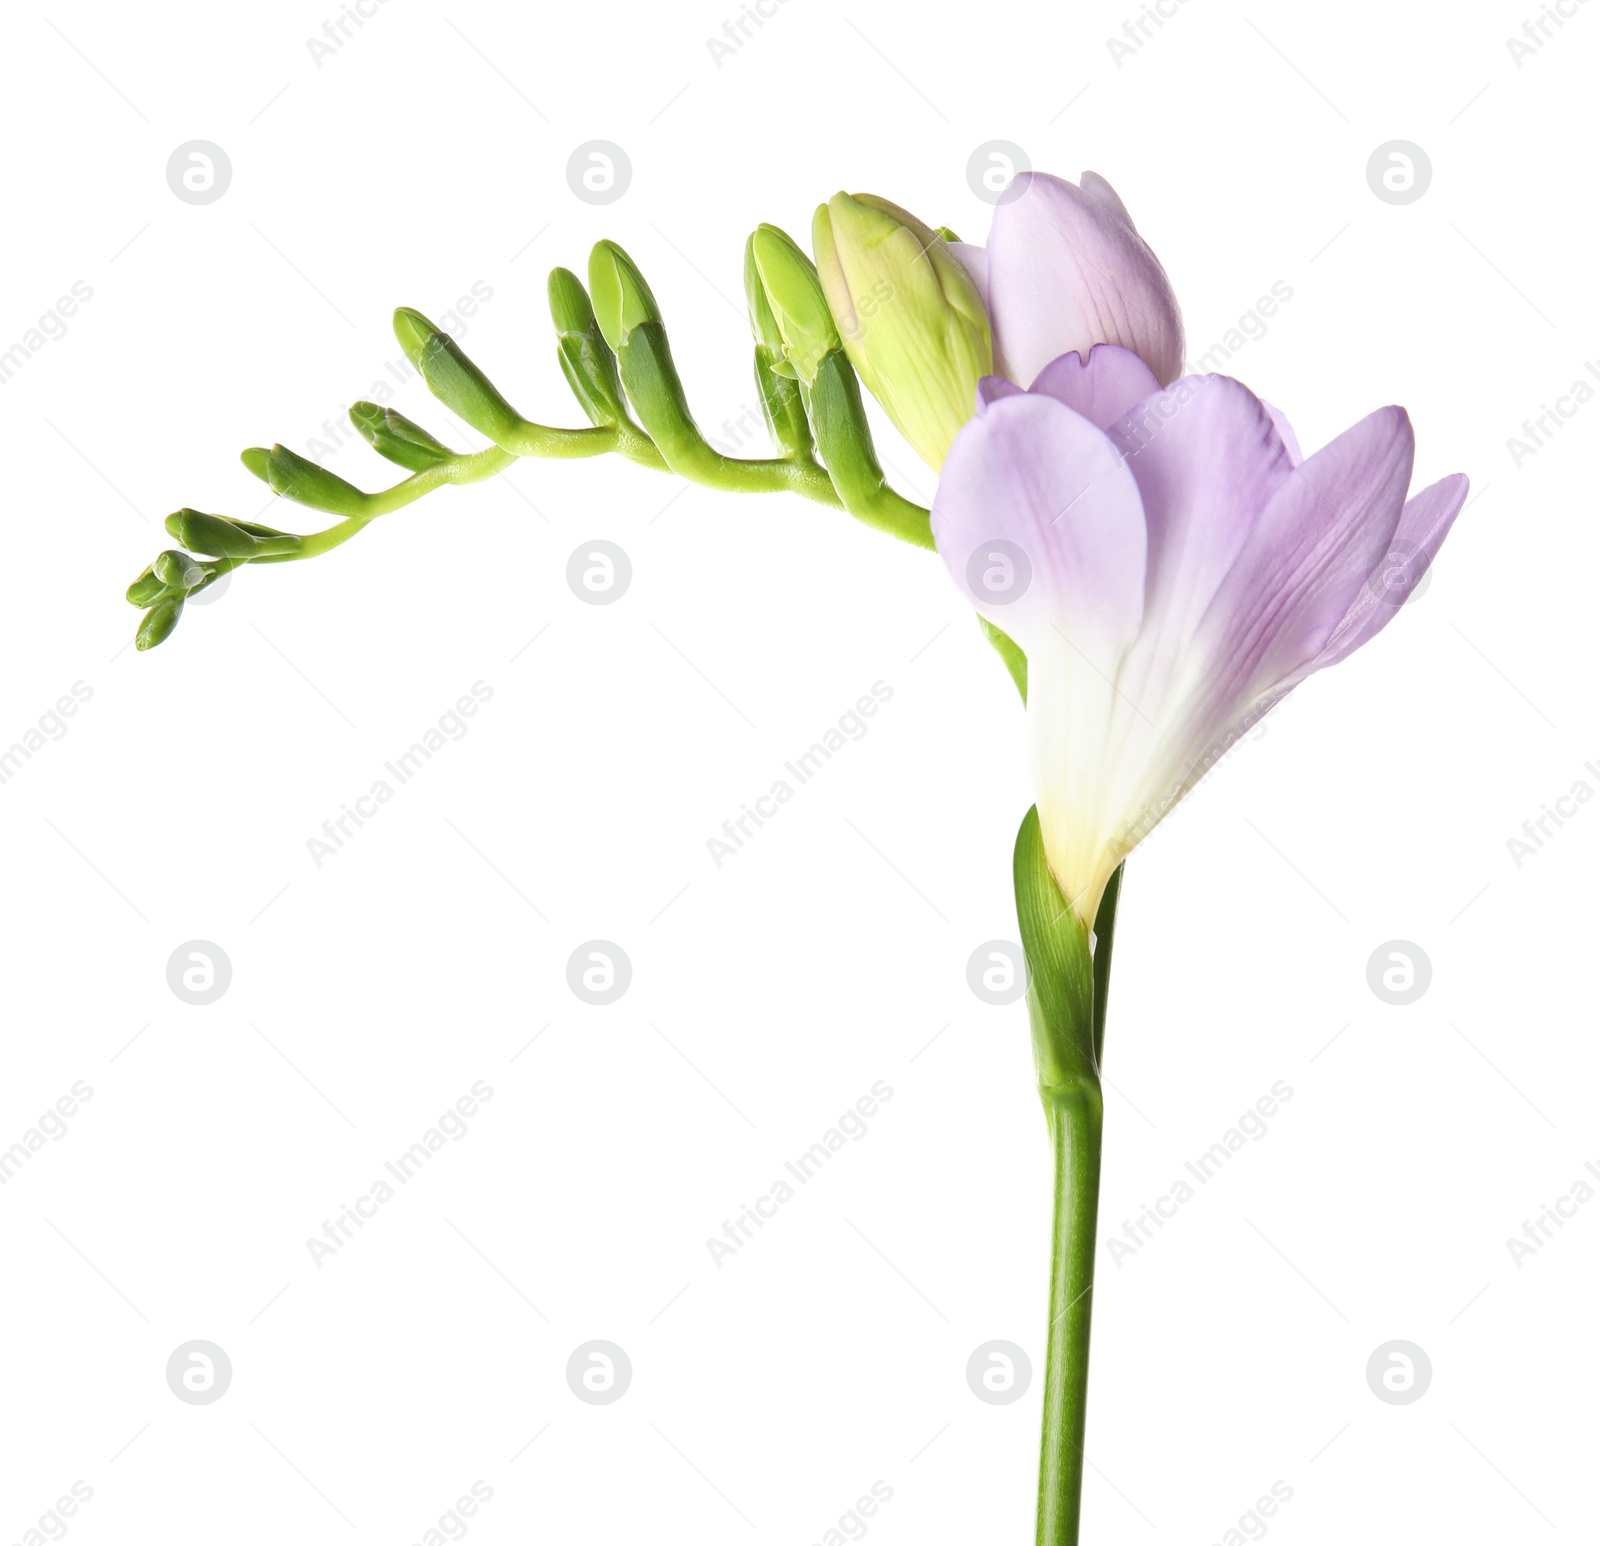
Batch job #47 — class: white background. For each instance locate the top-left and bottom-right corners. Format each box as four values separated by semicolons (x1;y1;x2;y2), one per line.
1;0;1594;1541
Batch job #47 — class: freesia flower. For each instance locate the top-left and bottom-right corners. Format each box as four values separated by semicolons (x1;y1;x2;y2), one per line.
812;171;1182;472
932;344;1469;923
947;171;1184;394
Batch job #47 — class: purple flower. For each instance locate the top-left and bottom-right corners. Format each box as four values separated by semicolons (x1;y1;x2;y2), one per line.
932;345;1469;921
948;172;1185;391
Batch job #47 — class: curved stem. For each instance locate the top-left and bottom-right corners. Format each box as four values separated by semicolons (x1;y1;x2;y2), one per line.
1037;1079;1104;1546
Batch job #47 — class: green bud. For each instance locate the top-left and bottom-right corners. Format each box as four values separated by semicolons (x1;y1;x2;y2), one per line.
242;445;369;517
152;547;207;589
742;234;785;355
548;267;627;429
393;308;525;446
813;192;992;470
548;266;597;336
748;225;840;386
136;597;184;651
165;509;301;559
125;564;168;607
741;232;815;459
752;347;815;461
586;242;662;352
349;402;456;472
934;225;963;242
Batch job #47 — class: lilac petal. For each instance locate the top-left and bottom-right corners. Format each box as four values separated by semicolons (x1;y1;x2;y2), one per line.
1029;344;1160;430
1261;399;1303;464
932;392;1146;655
986;171;1185;389
1286;472;1470;682
934;392;1150;921
1107;376;1296;695
976;374;1025;409
1079;171;1136;227
1185;406;1417;737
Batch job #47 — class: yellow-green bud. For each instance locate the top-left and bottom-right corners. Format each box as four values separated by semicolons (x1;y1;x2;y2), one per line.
747;225;840;386
812;192;992;470
586;242;661;352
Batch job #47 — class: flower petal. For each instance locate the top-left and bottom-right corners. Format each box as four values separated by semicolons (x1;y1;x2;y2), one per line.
1286;471;1470;682
933;392;1146;653
976;374;1025;409
1105;375;1297;716
1029;344;1160;430
1179;406;1417;752
985;171;1184;388
933;393;1149;920
1261;400;1303;464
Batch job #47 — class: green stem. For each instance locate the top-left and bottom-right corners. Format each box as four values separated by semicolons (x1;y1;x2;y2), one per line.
1091;862;1124;1067
1032;861;1123;1546
1037;1080;1104;1546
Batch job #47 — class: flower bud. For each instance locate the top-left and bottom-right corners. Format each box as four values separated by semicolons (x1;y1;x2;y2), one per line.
152;548;208;589
586;242;662;352
349;402;456;472
812;192;992;470
126;564;169;607
548;265;597;337
548;266;628;428
747;225;840;386
393;307;524;446
136;597;184;651
242;445;370;517
165;509;300;559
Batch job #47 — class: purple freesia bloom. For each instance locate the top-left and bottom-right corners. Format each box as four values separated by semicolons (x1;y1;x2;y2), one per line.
949;172;1185;391
932;344;1469;922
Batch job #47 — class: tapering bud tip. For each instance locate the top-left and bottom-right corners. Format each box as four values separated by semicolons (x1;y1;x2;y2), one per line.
136;597;184;651
547;267;597;337
749;224;840;386
349;401;455;471
586;242;661;352
392;307;439;370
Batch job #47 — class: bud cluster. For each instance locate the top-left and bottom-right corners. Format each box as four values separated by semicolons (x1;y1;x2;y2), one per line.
124;184;1002;646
